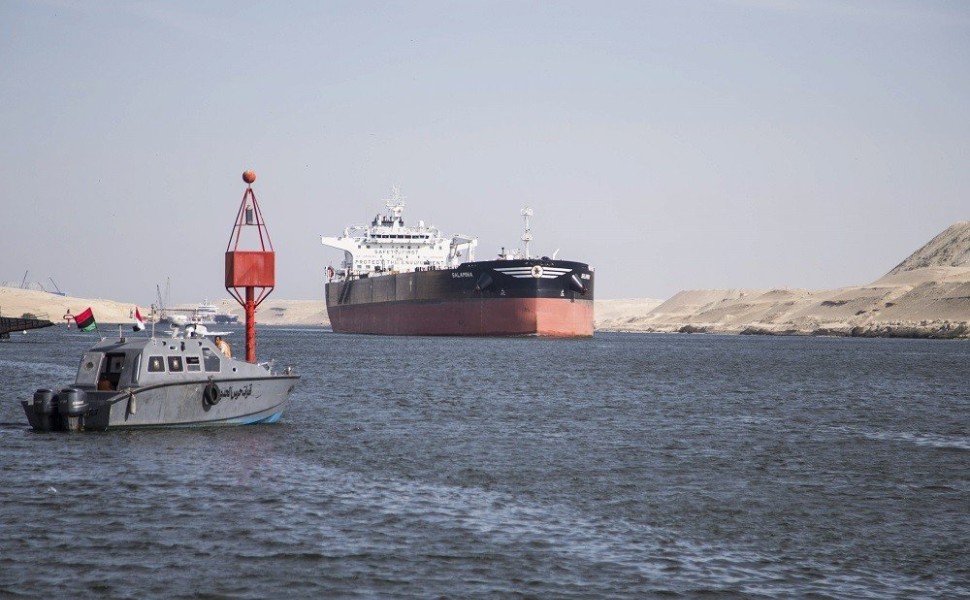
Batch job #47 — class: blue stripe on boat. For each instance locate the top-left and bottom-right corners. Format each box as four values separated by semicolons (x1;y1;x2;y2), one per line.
234;411;283;425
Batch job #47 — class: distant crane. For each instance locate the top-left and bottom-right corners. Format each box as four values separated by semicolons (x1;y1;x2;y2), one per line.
48;277;66;296
156;277;171;320
156;278;170;310
20;270;29;289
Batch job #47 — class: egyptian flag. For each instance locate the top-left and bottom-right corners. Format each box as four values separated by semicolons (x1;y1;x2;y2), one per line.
133;307;146;331
74;307;96;332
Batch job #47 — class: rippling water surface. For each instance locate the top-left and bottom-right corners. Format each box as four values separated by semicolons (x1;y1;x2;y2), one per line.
1;327;967;598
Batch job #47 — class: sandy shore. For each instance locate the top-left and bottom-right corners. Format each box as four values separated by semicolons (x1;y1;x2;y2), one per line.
597;266;970;338
4;222;967;338
1;287;149;327
0;288;662;331
0;288;331;328
5;278;966;339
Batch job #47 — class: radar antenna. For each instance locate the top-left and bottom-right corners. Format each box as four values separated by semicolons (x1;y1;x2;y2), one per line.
384;186;406;223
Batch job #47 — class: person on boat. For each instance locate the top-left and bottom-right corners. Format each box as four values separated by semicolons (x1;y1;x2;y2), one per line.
214;335;232;358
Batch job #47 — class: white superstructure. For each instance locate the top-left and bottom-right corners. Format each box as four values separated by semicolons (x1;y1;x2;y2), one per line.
321;188;477;280
196;300;218;322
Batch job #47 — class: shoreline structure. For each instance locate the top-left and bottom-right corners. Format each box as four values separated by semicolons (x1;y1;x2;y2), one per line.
3;222;967;339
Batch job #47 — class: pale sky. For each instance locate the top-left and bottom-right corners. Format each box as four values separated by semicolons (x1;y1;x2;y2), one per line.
2;0;967;305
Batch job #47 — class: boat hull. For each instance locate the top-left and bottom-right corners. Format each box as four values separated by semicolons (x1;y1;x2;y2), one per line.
22;376;298;432
326;259;594;337
328;297;593;336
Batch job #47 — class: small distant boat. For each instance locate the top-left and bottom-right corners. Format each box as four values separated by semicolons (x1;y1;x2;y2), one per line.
21;328;297;432
162;300;231;326
186;323;230;337
195;300;218;323
170;323;232;338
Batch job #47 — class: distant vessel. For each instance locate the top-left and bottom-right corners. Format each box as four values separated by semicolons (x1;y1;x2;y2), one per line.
163;300;236;326
321;189;594;336
195;300;218;323
197;300;239;324
177;322;232;338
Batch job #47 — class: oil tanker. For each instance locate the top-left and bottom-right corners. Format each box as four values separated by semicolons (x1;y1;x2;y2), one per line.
321;189;594;336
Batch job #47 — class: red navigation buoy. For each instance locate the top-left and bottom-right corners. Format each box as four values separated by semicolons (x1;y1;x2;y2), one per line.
226;171;275;363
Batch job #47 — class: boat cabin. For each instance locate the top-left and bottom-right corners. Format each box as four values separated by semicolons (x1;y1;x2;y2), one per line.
74;336;231;392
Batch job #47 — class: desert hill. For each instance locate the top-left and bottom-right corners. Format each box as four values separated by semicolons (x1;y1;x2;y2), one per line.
595;222;970;338
888;221;970;274
0;287;145;325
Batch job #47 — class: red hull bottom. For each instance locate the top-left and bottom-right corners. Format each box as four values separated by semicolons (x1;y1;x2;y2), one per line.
328;298;593;337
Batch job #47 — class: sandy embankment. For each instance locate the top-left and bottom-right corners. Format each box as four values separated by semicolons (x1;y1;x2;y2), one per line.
0;288;331;328
596;221;970;338
1;287;146;326
598;267;970;338
9;276;966;339
3;222;967;337
0;288;662;331
593;298;665;329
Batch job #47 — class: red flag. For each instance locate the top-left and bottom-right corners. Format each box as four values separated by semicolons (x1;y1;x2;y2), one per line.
74;307;96;332
133;307;146;331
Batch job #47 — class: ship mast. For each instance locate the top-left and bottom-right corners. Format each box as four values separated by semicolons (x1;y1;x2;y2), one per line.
385;186;405;224
520;207;533;260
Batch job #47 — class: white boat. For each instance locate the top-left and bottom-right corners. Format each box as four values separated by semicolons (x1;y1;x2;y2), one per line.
163;300;222;326
22;328;297;431
194;300;218;324
168;323;232;338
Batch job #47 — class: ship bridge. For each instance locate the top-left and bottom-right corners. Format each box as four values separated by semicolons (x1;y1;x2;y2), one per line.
321;189;477;279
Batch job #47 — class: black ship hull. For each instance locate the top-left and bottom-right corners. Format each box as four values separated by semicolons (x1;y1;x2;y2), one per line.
325;259;594;336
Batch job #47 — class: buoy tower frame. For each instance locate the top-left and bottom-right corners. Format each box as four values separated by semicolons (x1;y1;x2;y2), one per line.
225;170;275;363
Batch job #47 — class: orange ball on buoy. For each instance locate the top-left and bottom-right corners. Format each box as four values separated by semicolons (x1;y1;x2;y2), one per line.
243;170;256;184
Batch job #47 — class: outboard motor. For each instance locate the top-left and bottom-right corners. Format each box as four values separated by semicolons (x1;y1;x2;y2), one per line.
58;387;88;432
31;389;55;432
